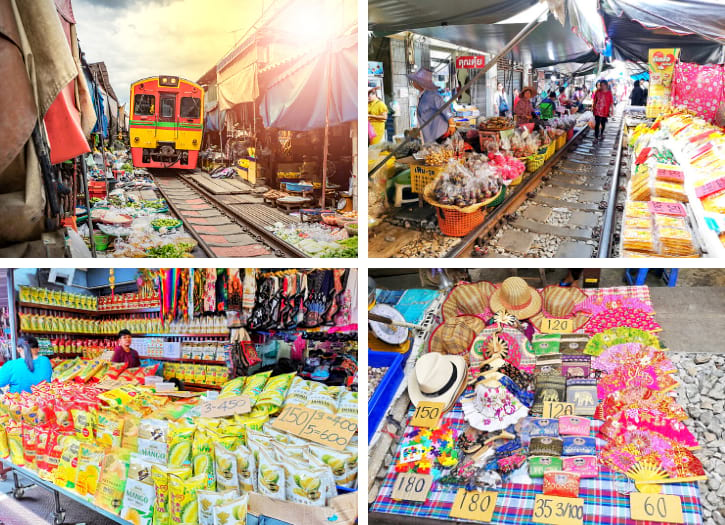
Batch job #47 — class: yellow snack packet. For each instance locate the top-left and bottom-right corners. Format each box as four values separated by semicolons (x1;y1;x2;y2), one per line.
192;430;216;490
96;411;124;449
75;442;104;497
94;449;131;513
169;473;207;525
54;438;81;490
168;421;194;467
151;464;192;525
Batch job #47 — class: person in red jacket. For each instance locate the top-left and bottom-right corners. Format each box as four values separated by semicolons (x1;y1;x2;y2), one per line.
592;80;614;142
111;329;140;368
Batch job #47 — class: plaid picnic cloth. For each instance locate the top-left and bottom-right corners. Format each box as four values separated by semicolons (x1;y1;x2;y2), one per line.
371;400;703;524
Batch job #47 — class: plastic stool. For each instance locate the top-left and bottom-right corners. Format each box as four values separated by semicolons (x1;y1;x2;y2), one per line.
393;182;417;207
624;268;678;287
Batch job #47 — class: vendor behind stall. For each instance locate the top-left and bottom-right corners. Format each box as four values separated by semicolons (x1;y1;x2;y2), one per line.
408;68;456;144
368;86;388;145
112;329;140;368
514;87;537;125
0;337;52;393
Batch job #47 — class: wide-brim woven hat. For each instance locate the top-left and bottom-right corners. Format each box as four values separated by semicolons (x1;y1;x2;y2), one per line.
489;277;542;320
530;285;590;331
441;281;496;321
407;68;437;91
428;315;487;363
408;352;468;412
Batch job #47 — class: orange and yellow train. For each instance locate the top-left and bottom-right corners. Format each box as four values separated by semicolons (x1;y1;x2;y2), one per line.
129;75;204;169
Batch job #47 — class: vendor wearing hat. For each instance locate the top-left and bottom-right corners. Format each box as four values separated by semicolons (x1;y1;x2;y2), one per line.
408;352;468;414
368;86;388;145
407;68;456;144
514;86;537;125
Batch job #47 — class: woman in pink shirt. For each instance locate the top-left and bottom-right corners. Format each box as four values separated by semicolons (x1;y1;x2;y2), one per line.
592;80;614;142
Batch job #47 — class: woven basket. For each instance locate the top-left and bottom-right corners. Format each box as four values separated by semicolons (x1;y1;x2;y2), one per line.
423;181;505;214
545;142;556;160
556;133;566;149
526;153;546;173
434;207;486;237
485;185;507;208
509;175;524;186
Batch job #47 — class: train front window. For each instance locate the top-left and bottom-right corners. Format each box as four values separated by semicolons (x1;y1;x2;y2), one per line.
180;97;201;119
134;94;155;116
160;97;175;119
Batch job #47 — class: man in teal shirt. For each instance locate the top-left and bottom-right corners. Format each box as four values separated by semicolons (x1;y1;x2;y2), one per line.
0;337;52;393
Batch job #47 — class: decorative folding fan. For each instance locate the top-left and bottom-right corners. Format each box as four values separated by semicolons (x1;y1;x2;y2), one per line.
574;294;654;315
595;387;688;422
584;308;662;336
592;343;675;374
584;327;663;356
627;460;668;493
597;364;678;399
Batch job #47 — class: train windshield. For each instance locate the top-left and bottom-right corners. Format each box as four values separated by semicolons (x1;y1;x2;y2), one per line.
180;97;201;119
160;97;175;119
134;94;155;116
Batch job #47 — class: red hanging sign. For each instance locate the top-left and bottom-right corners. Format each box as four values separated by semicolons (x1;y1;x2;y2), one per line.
456;56;485;69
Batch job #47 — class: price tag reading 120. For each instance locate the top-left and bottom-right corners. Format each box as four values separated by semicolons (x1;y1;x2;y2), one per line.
532;495;584;525
410;401;444;428
540;318;574;334
449;489;498;522
542;401;574;419
630;493;684;524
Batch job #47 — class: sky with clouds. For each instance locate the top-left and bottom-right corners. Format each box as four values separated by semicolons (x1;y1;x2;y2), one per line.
73;0;265;106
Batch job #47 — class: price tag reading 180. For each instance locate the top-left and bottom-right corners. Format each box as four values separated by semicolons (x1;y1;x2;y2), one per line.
542;401;574;419
410;401;444;428
391;473;433;502
532;495;584;525
630;493;684;524
449;489;498;522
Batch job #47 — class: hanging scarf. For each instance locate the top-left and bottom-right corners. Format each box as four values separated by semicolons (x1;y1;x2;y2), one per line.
204;268;217;312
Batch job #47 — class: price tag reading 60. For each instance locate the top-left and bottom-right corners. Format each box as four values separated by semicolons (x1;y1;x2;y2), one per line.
630;493;684;524
410;401;444;428
449;489;498;522
532;494;584;525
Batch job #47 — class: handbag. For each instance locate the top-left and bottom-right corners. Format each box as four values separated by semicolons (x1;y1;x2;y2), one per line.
529;437;563;457
558;416;591;436
529;456;563;477
543;471;581;498
562;436;596;456
562;456;598;478
529;418;559;437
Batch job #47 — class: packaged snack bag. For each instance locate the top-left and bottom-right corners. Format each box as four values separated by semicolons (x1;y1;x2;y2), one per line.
255;373;295;415
151;464;192;525
336;390;358;419
214;443;239;492
192;430;216;490
122;415;141;452
308;445;350;486
303;450;337;501
105;362;128;380
212;493;249;525
94;450;131;513
21;423;38;468
343;441;358;489
168;421;194;467
241;371;272;406
7;420;25;466
307;386;341;414
285;458;327;507
257;448;285;501
0;421;12;458
219;377;245;398
76;359;104;383
75;442;104;497
285;376;311;405
233;443;256;493
54;438;81;490
197;489;238;525
96;411;124;449
120;479;155;525
138;419;169;464
169;473;207;525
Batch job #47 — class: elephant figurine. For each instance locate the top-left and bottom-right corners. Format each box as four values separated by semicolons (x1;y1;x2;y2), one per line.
573;391;595;406
540;389;560;403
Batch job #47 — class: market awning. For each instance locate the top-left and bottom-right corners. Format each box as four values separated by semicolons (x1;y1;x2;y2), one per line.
258;32;357;131
368;0;540;34
413;15;598;68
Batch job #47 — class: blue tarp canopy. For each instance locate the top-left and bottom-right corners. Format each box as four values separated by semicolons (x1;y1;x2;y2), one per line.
258;32;356;131
84;69;108;138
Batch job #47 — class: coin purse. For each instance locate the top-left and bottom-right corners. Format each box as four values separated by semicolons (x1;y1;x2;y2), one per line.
529;418;559;437
528;455;563;477
558;416;591;436
562;436;596;456
529;436;563;457
543;470;581;498
562;455;598;478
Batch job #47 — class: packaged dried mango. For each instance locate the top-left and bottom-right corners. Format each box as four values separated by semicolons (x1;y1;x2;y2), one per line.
257;448;285;501
241;370;272;405
197;489;238;525
214;443;238;492
212;493;249;525
192;430;216;490
75;442;104;498
168;421;194;467
122;415;141;452
169;473;207;525
94;450;131;514
151;464;192;525
96;411;124;450
138;418;169;465
54;438;81;490
233;443;256;493
120;478;155;525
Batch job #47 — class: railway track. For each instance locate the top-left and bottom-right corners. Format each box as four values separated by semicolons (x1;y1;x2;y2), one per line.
447;109;625;258
151;169;308;258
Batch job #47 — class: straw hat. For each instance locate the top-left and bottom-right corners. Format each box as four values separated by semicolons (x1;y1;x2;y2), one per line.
530;285;590;332
408;352;468;412
407;68;437;91
428;315;487;363
520;86;536;98
489;277;542;320
441;281;496;321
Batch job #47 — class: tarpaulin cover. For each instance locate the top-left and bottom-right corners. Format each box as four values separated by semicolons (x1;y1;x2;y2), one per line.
216;43;259;110
413;15;598;68
602;0;725;44
86;70;108;138
603;13;724;65
259;32;357;131
205;107;226;132
368;0;539;34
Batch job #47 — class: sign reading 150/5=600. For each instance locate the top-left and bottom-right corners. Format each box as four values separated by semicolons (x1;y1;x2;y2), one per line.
272;404;357;450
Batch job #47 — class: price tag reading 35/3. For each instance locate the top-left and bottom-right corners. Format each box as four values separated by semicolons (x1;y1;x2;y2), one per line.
542;401;575;419
410;401;444;428
532;494;584;525
449;489;498;522
630;493;684;524
540;318;574;334
391;473;433;502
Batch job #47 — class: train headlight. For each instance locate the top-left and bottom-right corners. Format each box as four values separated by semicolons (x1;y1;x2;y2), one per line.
192;139;198;146
134;137;140;142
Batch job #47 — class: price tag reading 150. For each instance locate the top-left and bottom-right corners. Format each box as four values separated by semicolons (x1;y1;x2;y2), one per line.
630;493;684;523
449;489;498;522
532;494;584;525
410;401;444;428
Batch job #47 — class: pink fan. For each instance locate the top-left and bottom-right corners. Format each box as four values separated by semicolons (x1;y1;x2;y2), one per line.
584;307;661;335
574;294;653;315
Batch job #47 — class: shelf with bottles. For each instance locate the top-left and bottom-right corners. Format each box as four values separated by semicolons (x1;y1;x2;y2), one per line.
18;302;160;316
